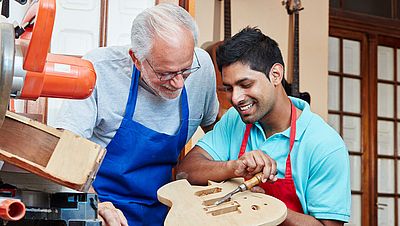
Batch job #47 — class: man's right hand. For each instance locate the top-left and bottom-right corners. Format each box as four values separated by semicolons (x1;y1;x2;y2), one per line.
98;201;128;226
228;150;278;182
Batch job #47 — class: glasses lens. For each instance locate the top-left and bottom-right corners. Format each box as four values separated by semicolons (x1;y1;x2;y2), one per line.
157;53;201;81
160;74;174;81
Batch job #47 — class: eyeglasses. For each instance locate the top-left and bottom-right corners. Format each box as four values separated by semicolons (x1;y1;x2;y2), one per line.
145;51;201;81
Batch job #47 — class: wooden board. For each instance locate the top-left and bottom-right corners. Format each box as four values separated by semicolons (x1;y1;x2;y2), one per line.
158;178;287;226
0;111;106;192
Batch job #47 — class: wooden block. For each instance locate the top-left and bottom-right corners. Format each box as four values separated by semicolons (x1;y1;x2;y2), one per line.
158;178;287;226
0;111;106;192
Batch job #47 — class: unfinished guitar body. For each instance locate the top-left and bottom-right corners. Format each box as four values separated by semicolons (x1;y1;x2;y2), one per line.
158;178;287;226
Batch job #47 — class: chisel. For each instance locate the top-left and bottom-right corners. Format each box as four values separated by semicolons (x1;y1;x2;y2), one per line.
214;172;264;206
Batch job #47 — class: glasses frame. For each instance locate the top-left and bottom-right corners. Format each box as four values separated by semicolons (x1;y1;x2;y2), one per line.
145;51;201;81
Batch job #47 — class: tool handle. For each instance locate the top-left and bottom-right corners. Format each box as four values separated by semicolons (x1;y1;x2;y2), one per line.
244;172;263;189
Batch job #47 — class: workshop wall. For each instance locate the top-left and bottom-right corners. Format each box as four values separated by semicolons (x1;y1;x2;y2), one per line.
196;0;329;119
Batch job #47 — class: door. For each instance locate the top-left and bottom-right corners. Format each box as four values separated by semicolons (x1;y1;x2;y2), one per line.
328;29;369;226
329;22;400;226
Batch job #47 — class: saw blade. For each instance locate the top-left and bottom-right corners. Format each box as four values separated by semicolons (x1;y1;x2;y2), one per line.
0;22;15;127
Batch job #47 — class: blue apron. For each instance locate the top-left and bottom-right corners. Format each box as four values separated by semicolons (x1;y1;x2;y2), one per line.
93;66;189;225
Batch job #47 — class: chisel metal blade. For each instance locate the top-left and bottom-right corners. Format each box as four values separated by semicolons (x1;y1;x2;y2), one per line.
214;187;241;206
214;172;264;206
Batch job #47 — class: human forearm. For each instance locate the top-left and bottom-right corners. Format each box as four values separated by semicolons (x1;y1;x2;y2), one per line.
280;209;344;226
176;146;236;185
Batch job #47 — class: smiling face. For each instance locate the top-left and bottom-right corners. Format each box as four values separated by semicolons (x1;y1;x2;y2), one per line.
131;28;195;99
222;62;281;124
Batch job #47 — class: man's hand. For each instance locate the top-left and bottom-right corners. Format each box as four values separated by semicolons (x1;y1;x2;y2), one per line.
229;150;278;182
98;201;128;226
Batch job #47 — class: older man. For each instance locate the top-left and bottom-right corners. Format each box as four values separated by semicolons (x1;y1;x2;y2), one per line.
54;3;218;226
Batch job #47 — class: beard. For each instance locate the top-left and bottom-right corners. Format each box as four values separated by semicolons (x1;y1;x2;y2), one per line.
238;111;258;124
235;100;271;124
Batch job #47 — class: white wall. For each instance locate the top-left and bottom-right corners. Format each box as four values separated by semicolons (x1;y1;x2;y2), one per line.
107;0;155;46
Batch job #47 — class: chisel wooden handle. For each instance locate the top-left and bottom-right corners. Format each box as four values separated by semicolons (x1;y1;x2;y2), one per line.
243;172;264;190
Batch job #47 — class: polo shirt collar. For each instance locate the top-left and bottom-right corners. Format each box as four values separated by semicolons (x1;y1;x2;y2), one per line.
253;97;313;141
282;96;312;140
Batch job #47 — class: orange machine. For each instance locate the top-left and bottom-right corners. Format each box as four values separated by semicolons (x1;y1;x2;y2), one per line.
0;0;96;126
0;1;98;223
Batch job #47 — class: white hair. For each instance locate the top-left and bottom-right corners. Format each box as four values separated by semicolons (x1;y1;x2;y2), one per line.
131;3;199;61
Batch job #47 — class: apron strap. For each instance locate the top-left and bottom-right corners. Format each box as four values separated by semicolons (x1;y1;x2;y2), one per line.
285;101;297;179
238;99;297;179
180;87;189;121
125;66;141;118
239;124;253;157
177;87;189;146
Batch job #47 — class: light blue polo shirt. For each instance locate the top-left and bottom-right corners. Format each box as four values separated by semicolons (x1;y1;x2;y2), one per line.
197;97;351;222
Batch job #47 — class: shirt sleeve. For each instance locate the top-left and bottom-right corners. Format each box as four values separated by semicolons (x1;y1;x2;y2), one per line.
196;108;239;161
195;48;219;127
306;145;351;222
51;83;98;139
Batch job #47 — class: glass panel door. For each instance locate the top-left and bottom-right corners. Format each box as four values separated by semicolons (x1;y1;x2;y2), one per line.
328;35;364;226
377;42;400;226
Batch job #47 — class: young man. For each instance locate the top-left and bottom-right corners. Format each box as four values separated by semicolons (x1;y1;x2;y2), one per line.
177;27;351;225
54;3;219;226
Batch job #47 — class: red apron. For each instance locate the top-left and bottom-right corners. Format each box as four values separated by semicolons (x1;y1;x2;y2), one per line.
238;101;304;213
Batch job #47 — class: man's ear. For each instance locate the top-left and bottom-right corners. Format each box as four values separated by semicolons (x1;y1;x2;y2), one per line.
270;63;284;86
129;49;142;69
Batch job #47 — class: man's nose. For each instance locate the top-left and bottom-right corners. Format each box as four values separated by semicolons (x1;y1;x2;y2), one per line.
169;73;185;89
231;88;245;105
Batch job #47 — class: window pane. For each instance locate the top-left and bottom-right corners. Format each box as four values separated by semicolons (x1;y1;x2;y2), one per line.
378;159;395;194
345;195;361;226
397;199;400;224
378;197;395;226
343;0;391;18
350;155;361;191
343;116;361;152
329;37;340;72
328;114;340;133
378;83;394;118
398;86;400;119
397;49;400;82
378;46;394;81
328;76;340;111
397;161;400;194
13;99;26;112
398;123;400;156
343;78;360;113
343;39;360;76
378;120;394;156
